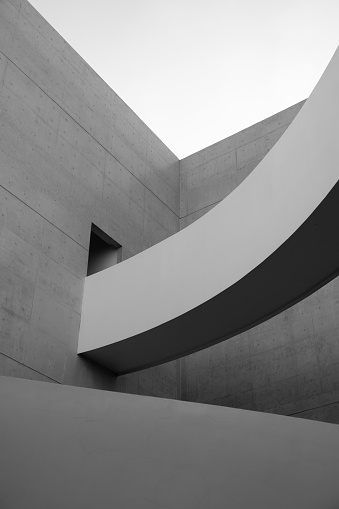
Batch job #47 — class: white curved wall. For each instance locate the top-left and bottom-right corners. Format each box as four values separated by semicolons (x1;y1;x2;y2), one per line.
79;47;339;356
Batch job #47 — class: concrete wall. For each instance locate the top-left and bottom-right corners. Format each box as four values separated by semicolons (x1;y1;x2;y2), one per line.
178;101;339;425
180;100;305;227
0;0;179;391
1;0;339;424
2;376;339;509
112;102;308;400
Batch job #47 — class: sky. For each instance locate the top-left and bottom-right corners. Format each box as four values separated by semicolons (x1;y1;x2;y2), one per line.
29;0;339;159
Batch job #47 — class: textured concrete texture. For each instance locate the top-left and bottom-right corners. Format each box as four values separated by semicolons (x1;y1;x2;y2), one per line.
180;100;305;228
117;102;307;399
1;376;339;509
0;0;179;391
1;0;339;424
177;101;339;425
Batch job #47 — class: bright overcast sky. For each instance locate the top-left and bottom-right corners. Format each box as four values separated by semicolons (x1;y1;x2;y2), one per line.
29;0;339;159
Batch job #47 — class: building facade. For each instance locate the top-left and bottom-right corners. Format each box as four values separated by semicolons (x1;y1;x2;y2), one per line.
1;0;338;423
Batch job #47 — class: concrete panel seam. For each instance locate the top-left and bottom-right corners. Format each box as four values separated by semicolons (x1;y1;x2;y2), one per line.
0;351;61;383
0;49;180;219
34;266;83;315
235;140;238;171
179;121;302;176
288;399;339;417
250;366;322;391
19;2;179;164
4;0;22;40
234;114;304;151
0;58;9;97
0;183;88;255
7;0;22;10
179;199;222;220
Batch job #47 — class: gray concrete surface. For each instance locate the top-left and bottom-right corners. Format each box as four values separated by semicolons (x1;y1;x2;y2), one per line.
177;101;339;425
0;0;179;391
1;0;339;424
1;375;339;509
180;100;305;227
117;103;309;400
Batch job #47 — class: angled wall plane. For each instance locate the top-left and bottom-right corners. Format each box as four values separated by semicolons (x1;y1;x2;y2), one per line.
78;47;339;375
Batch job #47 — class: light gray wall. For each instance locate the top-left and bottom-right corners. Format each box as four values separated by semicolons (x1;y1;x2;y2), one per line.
1;376;339;509
0;0;179;390
113;102;307;400
178;100;339;425
1;0;338;424
180;100;305;227
115;101;304;400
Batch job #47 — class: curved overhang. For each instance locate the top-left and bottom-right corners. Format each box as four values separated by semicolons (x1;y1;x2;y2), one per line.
78;47;339;375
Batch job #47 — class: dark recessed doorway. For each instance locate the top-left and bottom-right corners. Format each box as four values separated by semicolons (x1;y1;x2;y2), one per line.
87;224;122;276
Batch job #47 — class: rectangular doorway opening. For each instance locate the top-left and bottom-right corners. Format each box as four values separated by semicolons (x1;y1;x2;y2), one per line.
87;224;122;276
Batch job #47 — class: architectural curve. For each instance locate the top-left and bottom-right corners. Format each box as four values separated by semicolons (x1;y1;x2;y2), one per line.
78;47;339;374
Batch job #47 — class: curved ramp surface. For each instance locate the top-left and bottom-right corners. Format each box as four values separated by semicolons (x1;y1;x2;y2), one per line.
79;47;339;374
1;376;339;509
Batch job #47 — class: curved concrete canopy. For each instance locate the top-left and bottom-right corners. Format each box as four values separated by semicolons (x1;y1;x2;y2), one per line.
78;47;339;375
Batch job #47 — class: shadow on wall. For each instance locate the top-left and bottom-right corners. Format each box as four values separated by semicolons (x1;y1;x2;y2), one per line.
87;224;122;276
